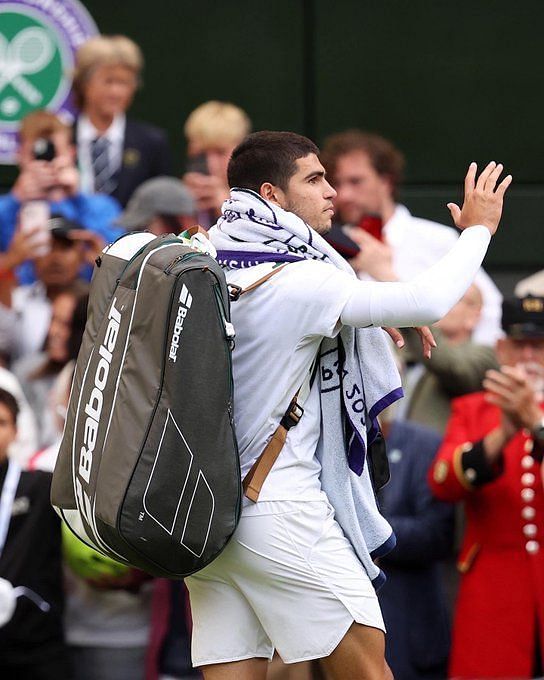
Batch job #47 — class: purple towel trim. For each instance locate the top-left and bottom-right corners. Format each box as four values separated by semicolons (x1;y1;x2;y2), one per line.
347;431;366;476
367;386;404;443
346;386;404;475
216;250;303;268
370;531;397;560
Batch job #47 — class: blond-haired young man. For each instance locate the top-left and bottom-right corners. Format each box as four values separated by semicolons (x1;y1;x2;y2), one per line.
183;101;251;225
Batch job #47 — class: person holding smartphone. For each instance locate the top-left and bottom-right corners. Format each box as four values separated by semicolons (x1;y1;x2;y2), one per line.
182;101;251;227
0;110;123;286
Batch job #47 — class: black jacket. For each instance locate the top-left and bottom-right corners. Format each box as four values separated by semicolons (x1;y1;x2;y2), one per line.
73;117;175;208
0;463;66;664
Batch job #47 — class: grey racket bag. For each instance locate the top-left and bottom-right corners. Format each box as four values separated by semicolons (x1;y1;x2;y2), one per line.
51;232;241;578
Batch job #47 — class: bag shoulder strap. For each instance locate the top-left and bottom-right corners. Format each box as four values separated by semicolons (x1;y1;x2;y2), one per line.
242;358;318;503
182;225;208;239
229;263;289;301
242;394;302;502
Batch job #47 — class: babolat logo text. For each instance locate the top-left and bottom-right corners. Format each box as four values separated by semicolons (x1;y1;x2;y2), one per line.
77;298;121;493
169;284;192;362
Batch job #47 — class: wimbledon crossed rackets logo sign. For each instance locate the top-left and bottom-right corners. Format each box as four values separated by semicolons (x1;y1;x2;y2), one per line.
0;25;58;114
0;0;98;164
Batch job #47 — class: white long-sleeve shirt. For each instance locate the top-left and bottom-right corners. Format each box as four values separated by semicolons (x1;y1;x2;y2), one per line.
227;224;491;504
342;225;491;328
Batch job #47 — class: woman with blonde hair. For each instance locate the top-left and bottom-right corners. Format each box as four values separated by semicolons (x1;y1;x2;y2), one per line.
72;35;173;207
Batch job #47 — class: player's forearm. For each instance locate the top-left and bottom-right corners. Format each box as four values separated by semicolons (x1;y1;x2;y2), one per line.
340;226;491;328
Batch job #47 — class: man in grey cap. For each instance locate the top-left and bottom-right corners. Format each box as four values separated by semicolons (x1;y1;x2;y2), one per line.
116;176;196;235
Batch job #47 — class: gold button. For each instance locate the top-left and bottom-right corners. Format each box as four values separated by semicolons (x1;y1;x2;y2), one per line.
526;540;540;554
524;524;538;537
525;440;535;454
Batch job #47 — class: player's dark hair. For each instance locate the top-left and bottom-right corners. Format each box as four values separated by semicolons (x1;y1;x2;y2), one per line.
0;388;19;425
227;131;319;193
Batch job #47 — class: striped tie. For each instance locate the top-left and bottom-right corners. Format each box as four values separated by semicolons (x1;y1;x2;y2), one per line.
91;137;117;194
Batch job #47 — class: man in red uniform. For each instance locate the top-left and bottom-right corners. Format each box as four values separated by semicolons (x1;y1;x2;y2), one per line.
429;295;544;679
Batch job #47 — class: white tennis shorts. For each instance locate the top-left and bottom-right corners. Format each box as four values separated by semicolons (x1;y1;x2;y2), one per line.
185;500;384;667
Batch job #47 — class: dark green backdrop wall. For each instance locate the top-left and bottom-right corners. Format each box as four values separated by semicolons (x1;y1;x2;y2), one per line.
4;0;544;285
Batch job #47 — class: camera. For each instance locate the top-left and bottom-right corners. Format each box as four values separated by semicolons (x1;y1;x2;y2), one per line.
32;137;56;162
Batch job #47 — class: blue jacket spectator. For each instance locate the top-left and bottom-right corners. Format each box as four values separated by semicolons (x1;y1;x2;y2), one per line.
0;110;123;285
0;192;122;284
378;420;454;680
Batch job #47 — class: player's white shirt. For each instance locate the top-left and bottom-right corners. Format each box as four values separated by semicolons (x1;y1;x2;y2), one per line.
227;260;355;506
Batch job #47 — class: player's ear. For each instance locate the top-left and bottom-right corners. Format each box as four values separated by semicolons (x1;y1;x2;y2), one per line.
259;182;284;208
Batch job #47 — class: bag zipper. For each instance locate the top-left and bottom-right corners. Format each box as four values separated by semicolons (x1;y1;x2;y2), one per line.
164;251;202;275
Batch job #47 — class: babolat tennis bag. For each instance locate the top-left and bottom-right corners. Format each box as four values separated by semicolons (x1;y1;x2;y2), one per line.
51;231;241;578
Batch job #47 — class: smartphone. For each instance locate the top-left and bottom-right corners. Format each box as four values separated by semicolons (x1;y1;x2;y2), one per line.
324;222;360;259
32;137;56;162
325;214;385;259
186;152;209;175
19;201;52;256
359;214;384;241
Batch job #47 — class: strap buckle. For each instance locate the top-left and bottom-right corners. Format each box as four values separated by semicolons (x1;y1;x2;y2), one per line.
280;397;304;430
228;284;242;301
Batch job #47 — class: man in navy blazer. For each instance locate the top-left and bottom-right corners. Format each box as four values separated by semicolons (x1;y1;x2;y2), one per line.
378;419;454;680
72;35;173;208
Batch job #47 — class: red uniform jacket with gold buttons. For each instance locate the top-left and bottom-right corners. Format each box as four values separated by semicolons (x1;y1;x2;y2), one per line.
429;392;544;679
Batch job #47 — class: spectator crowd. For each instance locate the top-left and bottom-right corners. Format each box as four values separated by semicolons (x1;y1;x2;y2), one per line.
0;31;543;680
